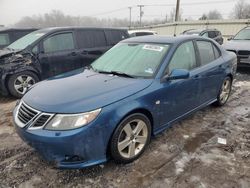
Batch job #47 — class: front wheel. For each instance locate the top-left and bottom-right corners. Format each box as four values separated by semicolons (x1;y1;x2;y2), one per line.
213;76;232;106
110;113;151;164
7;71;39;98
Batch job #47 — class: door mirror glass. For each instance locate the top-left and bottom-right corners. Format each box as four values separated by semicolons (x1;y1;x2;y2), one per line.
167;69;190;80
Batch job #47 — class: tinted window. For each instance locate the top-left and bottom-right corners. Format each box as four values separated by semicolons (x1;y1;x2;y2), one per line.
197;41;215;65
77;30;106;48
105;30;126;45
0;33;10;45
43;33;74;53
168;41;197;73
208;31;216;38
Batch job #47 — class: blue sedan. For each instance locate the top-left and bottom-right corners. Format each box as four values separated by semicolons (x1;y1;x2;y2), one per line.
13;35;237;168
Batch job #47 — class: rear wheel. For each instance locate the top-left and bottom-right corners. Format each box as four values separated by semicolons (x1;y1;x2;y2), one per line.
213;76;232;106
7;71;39;98
110;113;151;164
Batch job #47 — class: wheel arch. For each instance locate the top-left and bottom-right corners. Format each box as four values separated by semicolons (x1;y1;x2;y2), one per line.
106;107;154;158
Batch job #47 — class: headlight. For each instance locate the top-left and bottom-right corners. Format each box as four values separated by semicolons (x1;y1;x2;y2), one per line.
45;108;101;130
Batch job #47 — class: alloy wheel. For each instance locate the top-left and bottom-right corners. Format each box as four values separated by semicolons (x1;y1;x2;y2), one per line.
14;75;36;95
117;119;148;159
219;78;231;104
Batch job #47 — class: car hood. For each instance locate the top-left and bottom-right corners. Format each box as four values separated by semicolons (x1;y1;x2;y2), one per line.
23;69;153;113
223;40;250;51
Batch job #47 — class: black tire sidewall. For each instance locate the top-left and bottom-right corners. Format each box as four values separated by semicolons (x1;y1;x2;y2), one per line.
110;113;152;164
7;71;39;98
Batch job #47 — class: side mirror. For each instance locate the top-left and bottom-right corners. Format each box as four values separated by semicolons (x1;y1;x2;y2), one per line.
227;37;233;41
164;69;190;81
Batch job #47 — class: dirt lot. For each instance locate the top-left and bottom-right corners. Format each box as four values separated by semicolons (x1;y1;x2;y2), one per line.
0;70;250;188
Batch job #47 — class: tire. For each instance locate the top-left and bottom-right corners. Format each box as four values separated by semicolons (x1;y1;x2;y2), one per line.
7;71;39;98
110;113;151;164
213;76;232;106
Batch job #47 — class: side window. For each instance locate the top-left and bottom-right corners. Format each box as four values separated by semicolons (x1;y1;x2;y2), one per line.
32;45;38;54
168;41;197;73
76;30;106;48
213;45;221;59
105;30;126;45
0;33;10;46
43;33;74;53
197;41;216;66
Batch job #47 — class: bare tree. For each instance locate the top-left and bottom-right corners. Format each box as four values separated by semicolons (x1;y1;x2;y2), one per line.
232;0;250;19
199;10;222;20
207;10;223;20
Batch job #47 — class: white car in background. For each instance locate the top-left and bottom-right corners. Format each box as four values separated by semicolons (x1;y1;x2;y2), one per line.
128;30;157;37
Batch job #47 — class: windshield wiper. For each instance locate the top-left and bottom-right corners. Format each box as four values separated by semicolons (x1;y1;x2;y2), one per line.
97;70;135;78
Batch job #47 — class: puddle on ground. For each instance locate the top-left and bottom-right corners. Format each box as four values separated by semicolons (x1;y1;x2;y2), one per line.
183;130;214;153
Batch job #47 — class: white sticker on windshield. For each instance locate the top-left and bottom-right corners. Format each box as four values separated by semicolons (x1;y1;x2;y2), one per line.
145;68;153;74
143;45;163;52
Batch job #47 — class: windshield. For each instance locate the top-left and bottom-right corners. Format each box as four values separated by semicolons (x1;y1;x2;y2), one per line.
234;29;250;40
91;43;170;78
7;30;46;50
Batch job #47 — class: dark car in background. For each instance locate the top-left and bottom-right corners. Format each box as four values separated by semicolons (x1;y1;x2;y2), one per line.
0;28;37;49
14;35;237;168
182;28;224;45
0;27;129;97
223;26;250;68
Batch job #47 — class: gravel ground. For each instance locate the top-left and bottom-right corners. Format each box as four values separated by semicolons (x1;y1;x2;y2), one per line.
0;70;250;188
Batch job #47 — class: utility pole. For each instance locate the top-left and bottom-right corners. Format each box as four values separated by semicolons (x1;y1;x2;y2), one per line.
128;7;132;28
175;0;180;22
137;5;144;27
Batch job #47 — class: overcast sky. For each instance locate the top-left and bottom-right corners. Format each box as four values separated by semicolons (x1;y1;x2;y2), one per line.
0;0;237;26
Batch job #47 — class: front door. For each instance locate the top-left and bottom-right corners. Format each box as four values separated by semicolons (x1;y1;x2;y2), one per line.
159;41;200;126
38;32;77;79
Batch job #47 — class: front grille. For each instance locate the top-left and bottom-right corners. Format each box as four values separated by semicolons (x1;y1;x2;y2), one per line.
18;103;38;124
33;114;51;127
238;50;250;56
16;102;53;129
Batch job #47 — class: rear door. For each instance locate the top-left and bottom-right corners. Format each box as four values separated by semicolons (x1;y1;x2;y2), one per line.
75;29;108;67
38;31;77;78
195;40;225;105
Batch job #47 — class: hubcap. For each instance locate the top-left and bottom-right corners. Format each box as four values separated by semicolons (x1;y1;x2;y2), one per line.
14;75;35;95
118;119;148;159
219;79;231;104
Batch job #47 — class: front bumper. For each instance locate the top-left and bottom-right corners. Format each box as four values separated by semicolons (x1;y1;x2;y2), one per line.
14;108;112;169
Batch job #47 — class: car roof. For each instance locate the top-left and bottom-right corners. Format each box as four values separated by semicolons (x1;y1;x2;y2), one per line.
35;27;128;33
122;35;204;44
185;28;219;33
0;27;38;32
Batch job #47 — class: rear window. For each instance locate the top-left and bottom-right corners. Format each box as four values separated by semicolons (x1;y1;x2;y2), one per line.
76;30;107;48
105;30;127;45
0;33;10;46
